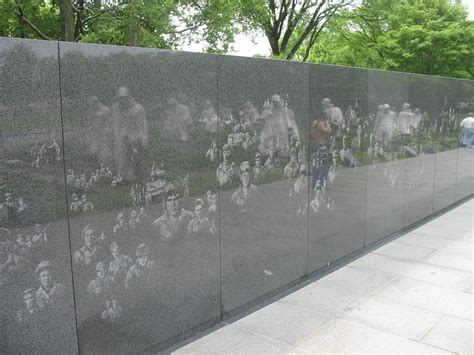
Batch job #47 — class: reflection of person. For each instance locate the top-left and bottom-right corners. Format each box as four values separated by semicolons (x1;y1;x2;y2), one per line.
310;117;331;189
460;113;474;148
398;103;413;136
74;225;98;266
200;100;218;133
231;161;258;212
35;260;65;309
375;104;397;144
110;87;148;180
163;97;192;142
322;98;343;135
152;188;193;241
290;164;308;214
259;95;293;157
125;243;157;290
283;148;300;178
216;144;236;186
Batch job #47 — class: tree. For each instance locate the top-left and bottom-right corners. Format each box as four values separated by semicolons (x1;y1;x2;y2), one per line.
303;0;474;79
238;0;354;60
0;0;240;52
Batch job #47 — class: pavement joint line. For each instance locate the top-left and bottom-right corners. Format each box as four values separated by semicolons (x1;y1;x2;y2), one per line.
357;251;474;276
228;322;301;350
292;318;337;348
347;263;472;293
418;316;463;355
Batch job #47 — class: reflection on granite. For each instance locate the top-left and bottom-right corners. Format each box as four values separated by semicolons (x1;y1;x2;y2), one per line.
218;56;309;313
0;37;472;353
59;42;220;353
0;38;78;354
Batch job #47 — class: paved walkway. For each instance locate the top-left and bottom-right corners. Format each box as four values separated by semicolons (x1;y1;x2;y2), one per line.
165;199;473;354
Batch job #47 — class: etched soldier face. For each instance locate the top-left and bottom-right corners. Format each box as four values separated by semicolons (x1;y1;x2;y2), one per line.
194;204;203;218
166;193;179;216
255;157;261;167
290;154;297;163
241;171;250;188
245;132;251;140
39;269;51;288
223;149;230;161
23;293;34;310
84;228;94;246
137;254;148;267
5;194;12;202
106;300;111;309
111;247;119;258
97;268;105;279
16;235;24;246
131;210;137;218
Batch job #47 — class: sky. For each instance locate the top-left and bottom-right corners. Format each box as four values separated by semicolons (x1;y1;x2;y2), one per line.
183;0;474;58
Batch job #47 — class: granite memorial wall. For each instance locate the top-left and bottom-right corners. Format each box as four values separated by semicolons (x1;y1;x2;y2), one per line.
1;38;472;353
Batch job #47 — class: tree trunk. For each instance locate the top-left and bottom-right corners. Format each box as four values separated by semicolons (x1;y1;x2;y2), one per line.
127;0;139;46
59;0;75;41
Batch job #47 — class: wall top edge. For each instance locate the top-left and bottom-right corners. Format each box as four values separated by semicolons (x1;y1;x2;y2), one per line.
0;36;473;83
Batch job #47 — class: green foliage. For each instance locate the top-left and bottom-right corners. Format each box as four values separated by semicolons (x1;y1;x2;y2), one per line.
303;0;474;79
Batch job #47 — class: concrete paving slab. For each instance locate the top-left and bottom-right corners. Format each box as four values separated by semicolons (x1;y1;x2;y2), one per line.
374;277;473;321
172;323;300;354
422;316;474;355
295;319;452;354
348;253;473;291
230;301;331;346
342;296;443;341
372;241;435;261
424;249;474;272
397;233;472;252
279;267;394;318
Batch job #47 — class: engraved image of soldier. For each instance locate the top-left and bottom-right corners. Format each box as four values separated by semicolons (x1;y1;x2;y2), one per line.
0;192;20;225
108;241;133;283
231;161;258;212
398;103;413;138
16;288;39;324
206;140;218;163
163;97;193;142
264;145;280;171
125;243;157;290
86;95;113;164
74;225;99;267
113;212;129;240
187;199;214;236
283;147;300;178
101;299;123;322
34;260;65;309
252;152;263;181
216;144;236;186
87;262;115;295
81;194;94;213
0;229;15;286
69;193;82;212
152;187;193;241
289;164;308;214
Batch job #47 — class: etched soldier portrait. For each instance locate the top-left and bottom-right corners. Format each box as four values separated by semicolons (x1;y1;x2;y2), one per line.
69;193;82;212
187;199;214;236
216;144;236;186
87;262;115;295
264;145;279;171
283;147;300;178
16;288;39;324
81;194;94;213
74;225;99;267
108;241;133;283
231;161;259;212
101;299;123;322
113;212;129;240
34;260;65;309
152;187;193;241
125;243;157;290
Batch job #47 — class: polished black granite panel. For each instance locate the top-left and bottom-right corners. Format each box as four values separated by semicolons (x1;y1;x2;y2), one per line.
217;56;309;313
365;71;407;243
0;38;79;353
59;43;220;353
403;74;438;226
452;79;474;200
308;65;367;271
426;77;459;211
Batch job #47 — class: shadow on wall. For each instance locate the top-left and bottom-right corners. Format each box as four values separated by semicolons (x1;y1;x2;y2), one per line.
0;38;473;354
